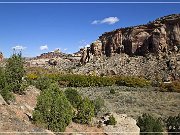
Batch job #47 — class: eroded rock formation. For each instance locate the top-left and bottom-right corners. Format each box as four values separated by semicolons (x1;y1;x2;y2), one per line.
99;14;180;57
77;14;180;80
79;14;179;61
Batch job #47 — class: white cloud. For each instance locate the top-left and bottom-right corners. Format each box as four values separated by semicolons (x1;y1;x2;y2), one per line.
40;45;48;50
91;17;119;25
64;48;68;51
91;20;100;24
12;45;26;50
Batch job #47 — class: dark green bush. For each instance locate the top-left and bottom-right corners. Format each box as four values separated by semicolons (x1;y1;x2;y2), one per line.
0;54;25;102
64;88;82;108
32;83;73;132
93;97;105;116
34;76;53;91
0;67;6;90
73;97;95;124
166;114;180;135
5;54;25;93
104;115;117;125
137;113;163;135
0;84;15;103
110;89;116;94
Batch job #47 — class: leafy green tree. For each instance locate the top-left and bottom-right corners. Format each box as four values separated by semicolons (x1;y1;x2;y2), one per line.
166;114;180;135
32;83;73;132
64;88;82;108
73;97;95;124
137;113;163;135
5;53;25;94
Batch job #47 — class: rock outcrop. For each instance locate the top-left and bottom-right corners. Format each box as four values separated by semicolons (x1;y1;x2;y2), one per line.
77;14;180;80
99;14;180;57
0;86;54;135
79;14;180;61
99;113;140;135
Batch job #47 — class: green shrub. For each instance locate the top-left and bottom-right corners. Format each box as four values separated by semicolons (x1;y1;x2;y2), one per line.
32;83;73;132
0;84;15;103
34;76;53;91
0;67;6;90
93;97;105;116
19;81;28;94
137;113;163;135
5;53;25;93
64;88;82;108
166;114;180;135
73;97;95;124
104;115;117;125
110;89;116;94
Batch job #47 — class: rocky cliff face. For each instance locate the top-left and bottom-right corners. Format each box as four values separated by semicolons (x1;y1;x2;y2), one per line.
77;14;180;80
98;14;180;57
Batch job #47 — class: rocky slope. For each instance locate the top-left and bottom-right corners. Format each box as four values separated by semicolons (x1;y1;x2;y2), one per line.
0;86;54;135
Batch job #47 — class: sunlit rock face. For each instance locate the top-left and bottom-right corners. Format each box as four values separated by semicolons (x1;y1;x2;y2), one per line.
98;14;180;57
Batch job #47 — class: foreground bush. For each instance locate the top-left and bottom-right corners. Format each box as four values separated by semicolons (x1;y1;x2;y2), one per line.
34;76;53;91
0;84;15;103
137;113;163;135
0;54;25;102
73;97;95;124
166;114;180;135
32;83;73;132
64;88;82;108
5;53;25;94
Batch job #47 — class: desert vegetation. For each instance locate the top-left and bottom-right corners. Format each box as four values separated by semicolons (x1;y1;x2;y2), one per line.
0;53;27;103
0;54;179;134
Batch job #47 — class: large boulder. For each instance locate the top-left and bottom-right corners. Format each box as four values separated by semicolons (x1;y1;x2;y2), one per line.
100;113;140;135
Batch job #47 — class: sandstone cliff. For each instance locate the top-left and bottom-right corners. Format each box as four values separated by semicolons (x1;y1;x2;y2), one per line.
98;14;180;57
77;14;180;81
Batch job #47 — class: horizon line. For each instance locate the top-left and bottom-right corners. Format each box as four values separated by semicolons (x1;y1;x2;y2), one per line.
0;1;180;4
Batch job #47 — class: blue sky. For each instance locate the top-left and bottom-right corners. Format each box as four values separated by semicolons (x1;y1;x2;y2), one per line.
0;1;180;57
